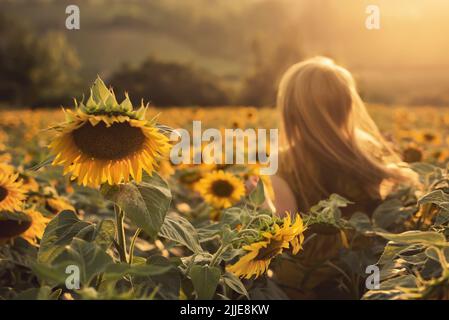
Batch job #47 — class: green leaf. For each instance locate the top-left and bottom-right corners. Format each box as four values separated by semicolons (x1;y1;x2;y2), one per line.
34;238;113;287
378;242;408;265
102;263;174;281
92;77;111;103
435;209;449;226
146;255;182;299
52;238;113;286
418;190;449;225
418;190;449;210
425;246;449;264
31;263;68;285
372;199;411;229
189;264;221;300
220;207;244;227
102;172;172;239
222;271;249;298
379;274;417;290
94;219;115;250
13;286;55;300
248;179;265;206
38;210;91;263
159;214;203;253
377;230;448;246
349;212;373;233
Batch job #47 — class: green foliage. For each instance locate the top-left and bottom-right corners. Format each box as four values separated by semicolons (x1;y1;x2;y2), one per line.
159;214;204;254
189;265;221;300
109;57;230;107
102;173;172;240
0;14;81;107
239;38;303;106
248;179;265;207
38;210;92;264
362;165;449;299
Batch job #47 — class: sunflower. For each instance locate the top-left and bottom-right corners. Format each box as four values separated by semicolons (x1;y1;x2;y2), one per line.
49;77;170;188
20;174;40;193
46;196;75;214
158;159;175;179
402;145;423;163
0;162;14;174
195;170;245;209
21;209;51;245
227;213;306;279
0;211;31;242
0;171;26;212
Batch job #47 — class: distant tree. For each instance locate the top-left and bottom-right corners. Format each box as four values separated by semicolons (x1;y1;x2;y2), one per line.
0;14;81;107
109;57;230;107
239;37;303;107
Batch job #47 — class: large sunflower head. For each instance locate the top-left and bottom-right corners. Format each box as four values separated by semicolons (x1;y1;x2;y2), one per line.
49;77;171;187
195;170;245;209
0;171;26;212
227;212;306;279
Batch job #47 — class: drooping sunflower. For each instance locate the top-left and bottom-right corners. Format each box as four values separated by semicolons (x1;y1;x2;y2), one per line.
195;170;245;209
0;171;26;212
49;77;171;188
227;213;306;279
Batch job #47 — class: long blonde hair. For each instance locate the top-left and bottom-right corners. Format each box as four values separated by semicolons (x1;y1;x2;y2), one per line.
277;56;407;211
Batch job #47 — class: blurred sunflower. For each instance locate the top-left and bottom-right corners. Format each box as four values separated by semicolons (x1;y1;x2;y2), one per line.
27;191;75;215
45;196;75;214
195;170;245;209
227;213;306;279
0;172;26;212
0;211;31;243
402;145;423;163
49;77;170;187
21;209;50;245
0;152;12;163
0;162;14;174
20;174;40;193
158;159;175;179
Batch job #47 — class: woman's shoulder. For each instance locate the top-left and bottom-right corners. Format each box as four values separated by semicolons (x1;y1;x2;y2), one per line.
271;175;298;215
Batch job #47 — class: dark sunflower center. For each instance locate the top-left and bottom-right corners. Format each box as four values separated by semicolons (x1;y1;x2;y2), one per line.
72;121;146;160
0;219;32;239
0;186;8;202
211;179;234;197
255;240;284;260
424;133;435;142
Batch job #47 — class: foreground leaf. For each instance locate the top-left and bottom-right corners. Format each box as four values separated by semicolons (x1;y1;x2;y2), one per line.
102;172;172;239
189;265;221;300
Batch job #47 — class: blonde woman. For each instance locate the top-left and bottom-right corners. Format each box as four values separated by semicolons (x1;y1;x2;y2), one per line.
249;56;415;298
266;56;413;215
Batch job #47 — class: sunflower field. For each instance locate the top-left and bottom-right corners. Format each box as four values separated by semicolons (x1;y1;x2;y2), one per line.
1;79;449;300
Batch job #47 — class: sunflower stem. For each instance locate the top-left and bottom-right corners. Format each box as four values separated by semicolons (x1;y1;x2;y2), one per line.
129;228;142;265
210;243;229;267
114;205;128;263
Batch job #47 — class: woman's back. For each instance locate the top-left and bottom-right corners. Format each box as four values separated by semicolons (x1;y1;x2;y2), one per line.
271;57;415;298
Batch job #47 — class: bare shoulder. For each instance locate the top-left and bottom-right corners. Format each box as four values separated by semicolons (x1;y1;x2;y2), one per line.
271;175;298;215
